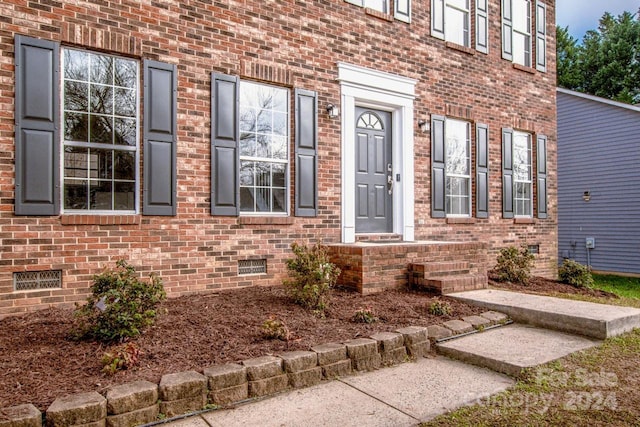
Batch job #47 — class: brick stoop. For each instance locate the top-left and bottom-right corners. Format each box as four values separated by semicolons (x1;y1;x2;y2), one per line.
409;262;488;294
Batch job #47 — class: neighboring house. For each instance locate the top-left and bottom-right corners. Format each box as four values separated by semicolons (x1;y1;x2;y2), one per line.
0;0;557;317
557;88;640;275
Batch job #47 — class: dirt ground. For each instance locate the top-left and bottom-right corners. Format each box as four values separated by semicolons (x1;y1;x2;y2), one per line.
0;275;617;412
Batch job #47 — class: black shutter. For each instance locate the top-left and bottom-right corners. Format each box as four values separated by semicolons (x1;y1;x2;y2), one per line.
502;128;514;218
143;60;177;216
14;36;60;215
535;1;547;72
537;134;548;218
501;0;513;61
476;123;489;218
431;115;446;218
432;0;445;40
476;0;489;53
294;89;318;217
211;73;240;216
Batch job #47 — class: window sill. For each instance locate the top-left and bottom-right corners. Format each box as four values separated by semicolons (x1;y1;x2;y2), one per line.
239;216;294;226
445;42;475;56
512;63;536;74
514;217;536;224
60;215;141;226
365;8;394;22
446;217;476;224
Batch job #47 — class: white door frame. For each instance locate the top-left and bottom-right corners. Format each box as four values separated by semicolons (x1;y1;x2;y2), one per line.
337;62;417;243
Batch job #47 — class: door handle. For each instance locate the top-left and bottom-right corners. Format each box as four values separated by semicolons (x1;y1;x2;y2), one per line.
387;163;393;195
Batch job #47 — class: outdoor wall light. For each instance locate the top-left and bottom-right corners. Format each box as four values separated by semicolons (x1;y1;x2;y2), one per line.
418;119;429;133
583;190;591;202
326;104;340;118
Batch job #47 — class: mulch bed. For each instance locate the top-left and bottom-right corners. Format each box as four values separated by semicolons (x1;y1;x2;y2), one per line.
0;285;482;411
488;272;618;299
0;276;618;412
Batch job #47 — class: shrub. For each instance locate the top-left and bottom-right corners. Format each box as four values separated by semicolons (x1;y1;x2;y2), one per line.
494;245;535;285
261;316;290;341
283;242;341;314
71;259;166;343
428;299;452;316
352;306;379;324
558;259;594;288
101;342;142;375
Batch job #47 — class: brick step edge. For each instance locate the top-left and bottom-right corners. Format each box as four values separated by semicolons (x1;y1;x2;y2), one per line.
0;311;510;427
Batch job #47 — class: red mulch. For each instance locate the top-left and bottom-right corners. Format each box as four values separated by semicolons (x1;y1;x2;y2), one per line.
0;277;618;412
488;272;618;299
0;286;482;411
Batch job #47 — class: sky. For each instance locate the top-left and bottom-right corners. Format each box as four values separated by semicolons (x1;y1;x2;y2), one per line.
555;0;639;41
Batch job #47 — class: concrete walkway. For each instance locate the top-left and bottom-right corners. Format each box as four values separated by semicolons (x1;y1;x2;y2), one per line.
152;290;640;427
159;357;514;427
449;289;640;339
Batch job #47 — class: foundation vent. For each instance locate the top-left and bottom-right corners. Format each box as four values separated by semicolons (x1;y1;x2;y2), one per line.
14;270;62;291
238;259;267;275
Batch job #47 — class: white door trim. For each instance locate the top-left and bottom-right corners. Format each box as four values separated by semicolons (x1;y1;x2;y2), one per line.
337;62;417;243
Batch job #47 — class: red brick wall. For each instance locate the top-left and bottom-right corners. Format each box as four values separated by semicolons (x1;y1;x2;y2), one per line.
0;0;557;317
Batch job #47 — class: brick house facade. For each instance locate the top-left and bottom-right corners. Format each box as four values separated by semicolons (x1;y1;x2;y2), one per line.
0;0;557;317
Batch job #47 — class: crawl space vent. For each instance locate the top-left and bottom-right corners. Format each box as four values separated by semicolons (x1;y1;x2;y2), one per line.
14;270;62;291
238;259;267;275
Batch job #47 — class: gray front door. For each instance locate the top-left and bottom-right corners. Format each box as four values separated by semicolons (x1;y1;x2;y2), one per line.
355;108;392;233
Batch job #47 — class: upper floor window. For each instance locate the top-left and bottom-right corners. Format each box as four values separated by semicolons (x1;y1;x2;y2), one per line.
344;0;411;23
239;82;289;214
502;0;546;70
432;0;470;47
432;0;488;53
62;48;139;212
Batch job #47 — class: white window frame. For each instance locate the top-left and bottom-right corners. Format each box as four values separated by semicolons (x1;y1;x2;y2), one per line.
512;130;532;217
503;0;532;67
61;48;140;214
238;81;291;215
445;118;472;217
344;0;411;22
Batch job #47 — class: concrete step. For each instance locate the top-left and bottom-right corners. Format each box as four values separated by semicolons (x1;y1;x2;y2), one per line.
448;289;640;339
436;323;601;377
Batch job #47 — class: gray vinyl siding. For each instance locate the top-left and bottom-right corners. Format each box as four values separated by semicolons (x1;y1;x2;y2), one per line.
557;89;640;274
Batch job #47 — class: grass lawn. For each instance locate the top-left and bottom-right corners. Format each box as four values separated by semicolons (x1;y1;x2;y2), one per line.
592;274;640;300
422;328;640;426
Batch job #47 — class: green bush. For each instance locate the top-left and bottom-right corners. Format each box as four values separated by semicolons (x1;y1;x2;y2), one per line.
283;242;341;314
71;259;166;343
428;299;452;316
558;259;594;288
261;316;290;341
494;245;535;285
101;342;142;375
352;306;379;324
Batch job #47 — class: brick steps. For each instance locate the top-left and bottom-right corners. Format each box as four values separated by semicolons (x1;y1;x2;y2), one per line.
409;259;488;294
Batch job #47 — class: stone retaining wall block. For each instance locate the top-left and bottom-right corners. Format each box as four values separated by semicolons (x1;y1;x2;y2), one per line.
311;343;348;366
278;351;318;373
208;384;249;406
395;326;430;358
159;371;207;402
242;356;284;381
247;374;289;397
158;394;206;419
106;380;158;415
46;392;106;427
287;367;323;388
105;405;158;427
320;359;352;379
0;404;41;427
203;364;247;390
